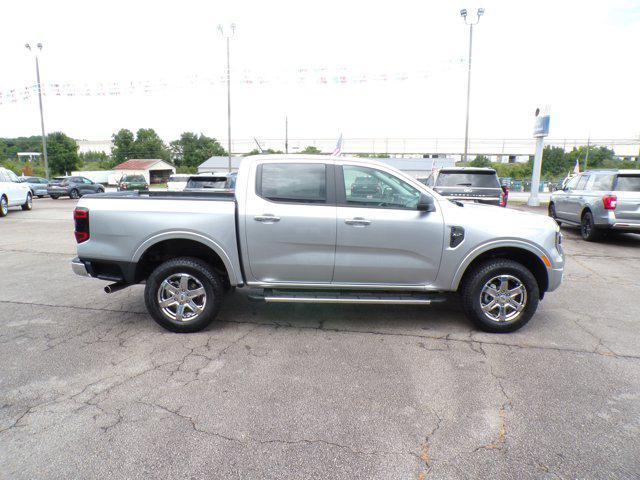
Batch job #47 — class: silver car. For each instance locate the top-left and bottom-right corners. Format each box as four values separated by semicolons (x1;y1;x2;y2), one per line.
20;176;49;198
549;169;640;241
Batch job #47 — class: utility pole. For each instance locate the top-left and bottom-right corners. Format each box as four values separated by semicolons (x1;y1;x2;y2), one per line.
460;8;484;163
584;135;590;172
218;24;235;172
26;43;49;179
285;116;288;154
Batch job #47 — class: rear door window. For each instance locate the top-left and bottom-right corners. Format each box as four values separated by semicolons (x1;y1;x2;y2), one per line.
615;175;640;192
435;171;500;188
258;163;327;203
576;175;589;190
588;174;615;191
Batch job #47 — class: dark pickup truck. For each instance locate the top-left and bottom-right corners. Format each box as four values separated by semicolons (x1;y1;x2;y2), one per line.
418;167;507;207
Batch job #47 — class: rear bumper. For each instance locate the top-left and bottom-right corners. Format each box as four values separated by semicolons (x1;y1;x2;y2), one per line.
47;188;69;196
611;222;640;232
71;257;89;277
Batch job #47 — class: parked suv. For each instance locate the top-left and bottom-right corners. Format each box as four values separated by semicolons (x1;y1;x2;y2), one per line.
0;167;33;217
47;176;105;199
118;174;148;191
549;169;640;241
20;176;49;197
418;168;507;207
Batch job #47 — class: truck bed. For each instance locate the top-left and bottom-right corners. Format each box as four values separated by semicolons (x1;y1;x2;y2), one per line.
93;190;235;201
75;192;243;286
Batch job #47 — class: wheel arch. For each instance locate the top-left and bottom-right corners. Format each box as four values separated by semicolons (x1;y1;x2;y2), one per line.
133;233;238;286
453;243;549;298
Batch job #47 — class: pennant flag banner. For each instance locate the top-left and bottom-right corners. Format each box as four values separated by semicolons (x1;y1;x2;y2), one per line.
0;60;465;106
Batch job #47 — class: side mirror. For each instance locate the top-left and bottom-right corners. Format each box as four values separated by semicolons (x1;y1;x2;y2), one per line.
417;194;436;212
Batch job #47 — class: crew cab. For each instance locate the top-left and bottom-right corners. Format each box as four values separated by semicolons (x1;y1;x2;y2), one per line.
71;155;564;333
0;167;33;217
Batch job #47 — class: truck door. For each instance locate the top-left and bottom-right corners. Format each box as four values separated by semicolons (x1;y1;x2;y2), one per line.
244;161;337;283
333;163;444;286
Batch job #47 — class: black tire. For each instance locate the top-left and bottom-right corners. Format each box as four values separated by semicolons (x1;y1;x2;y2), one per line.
0;195;8;217
580;210;601;242
460;259;540;333
97;188;105;193
548;202;561;226
69;189;80;199
21;193;33;211
50;195;60;200
144;257;224;333
37;195;44;199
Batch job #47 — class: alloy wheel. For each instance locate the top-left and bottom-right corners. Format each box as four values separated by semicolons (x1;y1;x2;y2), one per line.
157;273;207;322
479;274;527;323
1;197;7;216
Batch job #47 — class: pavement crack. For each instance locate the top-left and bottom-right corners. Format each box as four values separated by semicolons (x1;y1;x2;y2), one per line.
137;400;417;458
3;300;640;361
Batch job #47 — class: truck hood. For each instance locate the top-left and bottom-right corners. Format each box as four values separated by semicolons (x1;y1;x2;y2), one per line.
442;200;558;235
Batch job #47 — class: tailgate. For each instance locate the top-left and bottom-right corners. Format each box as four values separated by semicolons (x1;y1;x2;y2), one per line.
434;186;502;202
614;175;640;222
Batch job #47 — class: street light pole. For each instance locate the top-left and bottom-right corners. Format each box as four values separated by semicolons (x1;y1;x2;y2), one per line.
460;8;484;163
218;24;235;173
26;43;49;179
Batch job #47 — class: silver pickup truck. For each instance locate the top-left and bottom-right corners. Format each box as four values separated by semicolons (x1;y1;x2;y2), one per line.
72;155;564;333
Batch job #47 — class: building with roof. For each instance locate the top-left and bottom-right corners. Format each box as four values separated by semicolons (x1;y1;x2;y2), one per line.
198;154;455;177
113;159;175;184
197;156;244;174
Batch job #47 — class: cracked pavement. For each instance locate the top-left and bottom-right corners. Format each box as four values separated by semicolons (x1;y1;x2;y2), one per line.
1;199;639;479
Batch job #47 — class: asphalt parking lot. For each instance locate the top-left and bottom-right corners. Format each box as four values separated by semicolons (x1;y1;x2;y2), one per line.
1;198;639;479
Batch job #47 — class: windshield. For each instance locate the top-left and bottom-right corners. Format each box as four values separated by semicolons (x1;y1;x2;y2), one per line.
168;175;190;182
616;175;640;192
436;171;500;188
123;175;145;182
186;177;227;189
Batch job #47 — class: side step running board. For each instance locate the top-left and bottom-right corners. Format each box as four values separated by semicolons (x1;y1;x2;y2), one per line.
249;290;448;305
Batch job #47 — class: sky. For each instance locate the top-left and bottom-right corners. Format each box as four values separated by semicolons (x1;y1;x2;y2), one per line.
1;0;639;146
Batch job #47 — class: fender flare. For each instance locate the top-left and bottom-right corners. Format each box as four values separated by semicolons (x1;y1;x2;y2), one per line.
450;239;549;291
132;230;239;285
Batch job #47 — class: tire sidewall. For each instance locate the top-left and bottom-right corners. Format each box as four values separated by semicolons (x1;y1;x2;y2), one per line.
23;193;33;210
581;211;598;241
463;260;539;333
144;258;223;333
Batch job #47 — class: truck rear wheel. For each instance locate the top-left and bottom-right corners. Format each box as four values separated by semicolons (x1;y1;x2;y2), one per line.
460;259;539;333
144;257;224;333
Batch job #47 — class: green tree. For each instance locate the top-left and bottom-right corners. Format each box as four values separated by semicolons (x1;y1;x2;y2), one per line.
245;148;284;156
469;155;491;168
540;146;566;178
299;145;322;154
47;132;80;175
111;129;135;164
169;132;226;168
134;128;170;161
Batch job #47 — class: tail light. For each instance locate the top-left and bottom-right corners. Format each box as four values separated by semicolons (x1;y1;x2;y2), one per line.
74;207;90;243
499;186;509;207
603;194;617;210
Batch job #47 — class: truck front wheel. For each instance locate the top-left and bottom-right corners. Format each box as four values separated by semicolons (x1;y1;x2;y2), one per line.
144;257;224;333
460;259;539;333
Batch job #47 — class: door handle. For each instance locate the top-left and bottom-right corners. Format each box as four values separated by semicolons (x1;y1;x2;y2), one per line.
254;214;280;223
344;217;371;226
